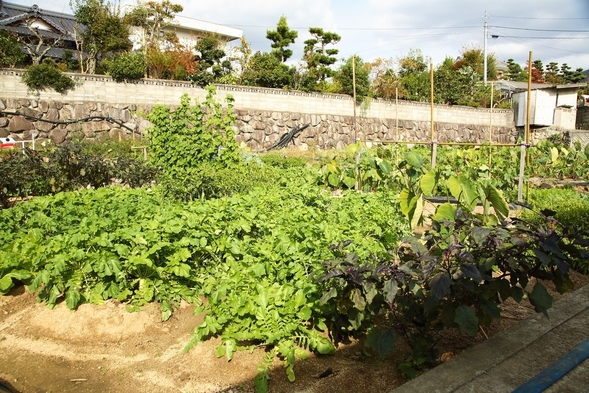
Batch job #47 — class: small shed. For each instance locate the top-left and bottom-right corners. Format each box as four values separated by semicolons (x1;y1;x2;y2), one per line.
498;81;585;129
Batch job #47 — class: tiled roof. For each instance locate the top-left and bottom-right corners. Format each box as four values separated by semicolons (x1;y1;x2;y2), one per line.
0;2;82;37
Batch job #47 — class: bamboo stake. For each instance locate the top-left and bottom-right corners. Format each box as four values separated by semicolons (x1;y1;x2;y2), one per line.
430;63;437;169
518;51;533;203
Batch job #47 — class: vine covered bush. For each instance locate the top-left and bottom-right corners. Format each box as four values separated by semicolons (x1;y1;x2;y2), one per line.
147;86;246;200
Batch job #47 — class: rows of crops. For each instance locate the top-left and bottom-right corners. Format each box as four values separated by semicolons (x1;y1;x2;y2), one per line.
1;90;588;392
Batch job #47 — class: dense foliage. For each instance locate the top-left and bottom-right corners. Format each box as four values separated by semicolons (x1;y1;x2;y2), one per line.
0;141;156;208
107;52;147;82
0;184;410;391
21;62;76;94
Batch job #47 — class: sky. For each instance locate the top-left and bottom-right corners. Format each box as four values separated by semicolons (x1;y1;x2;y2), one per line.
9;0;589;72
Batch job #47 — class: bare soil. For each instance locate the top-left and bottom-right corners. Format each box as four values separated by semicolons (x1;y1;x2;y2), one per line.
1;272;588;393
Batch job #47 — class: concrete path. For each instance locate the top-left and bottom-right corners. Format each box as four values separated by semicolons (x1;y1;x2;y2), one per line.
391;284;589;393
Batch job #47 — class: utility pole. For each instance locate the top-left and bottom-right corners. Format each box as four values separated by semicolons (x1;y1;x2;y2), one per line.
483;11;488;86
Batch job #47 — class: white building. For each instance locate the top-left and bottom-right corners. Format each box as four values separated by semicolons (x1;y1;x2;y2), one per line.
128;12;242;53
497;81;585;129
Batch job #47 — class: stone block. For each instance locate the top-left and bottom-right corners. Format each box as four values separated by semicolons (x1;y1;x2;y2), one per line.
7;116;34;132
49;127;68;144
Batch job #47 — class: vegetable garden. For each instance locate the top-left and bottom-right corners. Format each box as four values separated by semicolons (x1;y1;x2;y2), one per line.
1;87;588;392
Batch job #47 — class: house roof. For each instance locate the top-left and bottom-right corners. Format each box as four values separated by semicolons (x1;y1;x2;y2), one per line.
494;80;586;93
0;2;80;37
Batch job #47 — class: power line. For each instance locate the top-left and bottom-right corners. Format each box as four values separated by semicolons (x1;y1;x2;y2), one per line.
490;25;589;33
230;24;480;31
490;15;589;20
492;36;589;40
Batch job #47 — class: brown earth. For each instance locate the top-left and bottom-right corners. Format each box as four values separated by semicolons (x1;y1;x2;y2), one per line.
1;272;588;393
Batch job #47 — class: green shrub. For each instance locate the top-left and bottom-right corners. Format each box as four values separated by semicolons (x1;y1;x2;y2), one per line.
21;63;76;94
108;52;146;82
0;143;156;207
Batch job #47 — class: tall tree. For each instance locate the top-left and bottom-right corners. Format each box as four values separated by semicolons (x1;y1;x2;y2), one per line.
125;0;183;53
0;30;26;67
396;49;429;101
241;51;293;89
16;15;66;65
505;58;527;82
71;0;131;74
335;55;370;103
434;57;466;105
191;35;232;87
545;62;561;83
266;14;298;63
301;27;340;91
367;57;398;100
231;36;253;84
454;45;497;81
533;59;545;81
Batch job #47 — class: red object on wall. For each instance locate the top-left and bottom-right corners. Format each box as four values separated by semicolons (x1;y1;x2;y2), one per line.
1;137;15;148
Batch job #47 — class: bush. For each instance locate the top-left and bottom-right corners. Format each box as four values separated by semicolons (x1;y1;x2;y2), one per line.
21;63;75;94
0;143;156;208
108;52;146;82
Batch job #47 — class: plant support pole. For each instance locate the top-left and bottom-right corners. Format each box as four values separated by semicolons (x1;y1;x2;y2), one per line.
430;62;437;169
518;51;533;203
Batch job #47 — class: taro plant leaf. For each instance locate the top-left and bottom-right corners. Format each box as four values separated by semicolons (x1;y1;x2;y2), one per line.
328;173;339;187
529;282;553;315
411;195;424;230
430;272;452;301
405;150;424;168
343;176;356;189
448;175;477;211
485;186;509;220
378;159;392;175
365;327;397;358
550;147;559;163
435;203;456;221
399;189;425;229
454;305;479;336
399;189;415;218
420;169;438;197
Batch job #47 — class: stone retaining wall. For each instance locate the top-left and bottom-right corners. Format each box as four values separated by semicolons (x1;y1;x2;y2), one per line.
0;69;518;150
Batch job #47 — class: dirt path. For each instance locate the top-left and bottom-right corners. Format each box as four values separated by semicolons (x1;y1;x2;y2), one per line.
0;286;407;393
